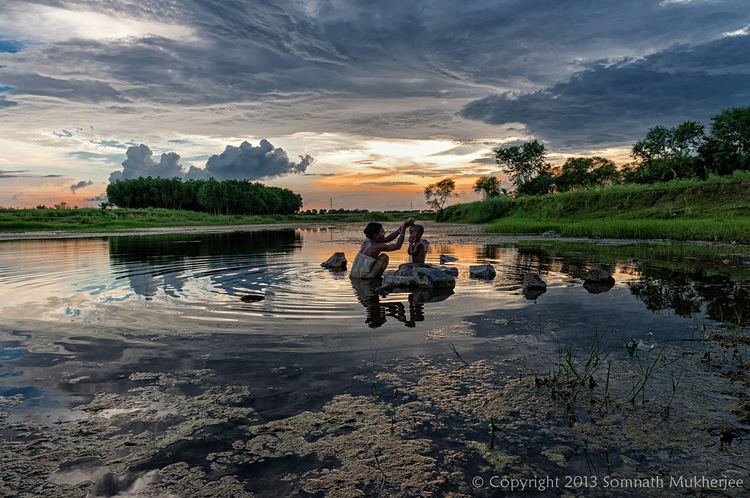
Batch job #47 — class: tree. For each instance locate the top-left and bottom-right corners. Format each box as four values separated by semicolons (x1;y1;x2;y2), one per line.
630;121;706;182
700;107;750;174
424;178;456;212
554;157;620;192
473;176;502;198
494;140;551;193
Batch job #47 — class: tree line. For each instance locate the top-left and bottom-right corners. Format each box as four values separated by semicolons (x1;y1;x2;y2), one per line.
106;177;303;215
470;106;750;198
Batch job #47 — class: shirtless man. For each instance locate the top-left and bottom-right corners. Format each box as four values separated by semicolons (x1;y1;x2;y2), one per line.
350;218;414;279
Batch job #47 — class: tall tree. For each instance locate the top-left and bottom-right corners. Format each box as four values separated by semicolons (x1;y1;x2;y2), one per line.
554;157;620;192
424;178;456;212
473;176;502;198
494;140;550;192
700;107;750;174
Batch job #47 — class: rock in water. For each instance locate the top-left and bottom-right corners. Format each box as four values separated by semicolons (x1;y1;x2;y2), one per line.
583;267;615;294
439;254;458;264
469;264;496;279
439;266;459;277
241;294;264;303
381;266;456;291
522;272;547;299
321;252;347;270
522;272;547;290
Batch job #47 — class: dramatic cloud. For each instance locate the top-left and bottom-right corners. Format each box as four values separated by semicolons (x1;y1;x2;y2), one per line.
185;140;313;180
109;145;185;182
462;34;750;148
110;140;314;182
70;180;93;192
2;0;750;207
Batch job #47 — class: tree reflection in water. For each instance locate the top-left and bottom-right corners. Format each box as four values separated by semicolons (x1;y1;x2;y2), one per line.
350;279;453;328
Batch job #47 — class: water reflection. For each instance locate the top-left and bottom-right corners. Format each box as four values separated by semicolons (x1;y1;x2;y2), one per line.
108;230;300;300
350;279;453;328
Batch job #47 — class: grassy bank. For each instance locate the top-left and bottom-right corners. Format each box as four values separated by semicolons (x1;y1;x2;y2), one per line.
0;208;432;232
438;173;750;242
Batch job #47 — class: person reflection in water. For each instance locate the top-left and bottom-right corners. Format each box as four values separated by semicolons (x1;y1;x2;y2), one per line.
350;218;414;279
350;279;426;328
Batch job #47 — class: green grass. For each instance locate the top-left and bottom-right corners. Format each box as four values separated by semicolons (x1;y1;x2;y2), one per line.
438;172;750;242
0;208;433;233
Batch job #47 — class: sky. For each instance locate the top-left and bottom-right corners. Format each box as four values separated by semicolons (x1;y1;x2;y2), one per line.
0;0;748;210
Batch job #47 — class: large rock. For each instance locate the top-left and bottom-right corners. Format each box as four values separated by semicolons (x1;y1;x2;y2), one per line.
440;266;459;277
469;264;496;279
321;252;347;270
439;254;458;264
381;265;456;291
583;267;615;294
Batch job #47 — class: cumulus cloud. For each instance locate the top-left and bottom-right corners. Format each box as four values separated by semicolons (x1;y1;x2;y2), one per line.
185;139;313;180
70;179;93;192
109;140;313;182
109;144;184;182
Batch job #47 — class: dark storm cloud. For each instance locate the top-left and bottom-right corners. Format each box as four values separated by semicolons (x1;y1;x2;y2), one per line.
462;34;750;148
1;0;749;146
186;139;313;180
70;179;93;192
0;73;127;103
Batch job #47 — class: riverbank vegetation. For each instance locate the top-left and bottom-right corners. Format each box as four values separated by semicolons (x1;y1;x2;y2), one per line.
0;207;431;232
439;172;750;242
437;106;750;242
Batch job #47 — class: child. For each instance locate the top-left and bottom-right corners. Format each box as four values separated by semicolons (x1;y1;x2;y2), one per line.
350;218;414;279
397;224;429;273
407;224;429;265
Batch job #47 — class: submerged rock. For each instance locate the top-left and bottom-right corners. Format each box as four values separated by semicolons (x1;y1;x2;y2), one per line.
320;252;347;270
439;255;458;264
439;266;459;277
583;267;615;294
469;264;496;279
240;294;264;303
381;266;456;291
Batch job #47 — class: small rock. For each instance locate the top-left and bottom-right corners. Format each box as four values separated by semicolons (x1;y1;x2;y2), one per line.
439;266;459;277
522;273;546;290
240;294;264;303
582;267;615;293
439;254;458;263
469;264;496;279
542;230;556;237
584;267;615;284
321;252;347;270
522;273;547;300
722;259;730;265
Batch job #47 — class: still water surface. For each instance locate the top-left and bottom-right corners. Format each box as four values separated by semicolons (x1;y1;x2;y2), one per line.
1;223;749;496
